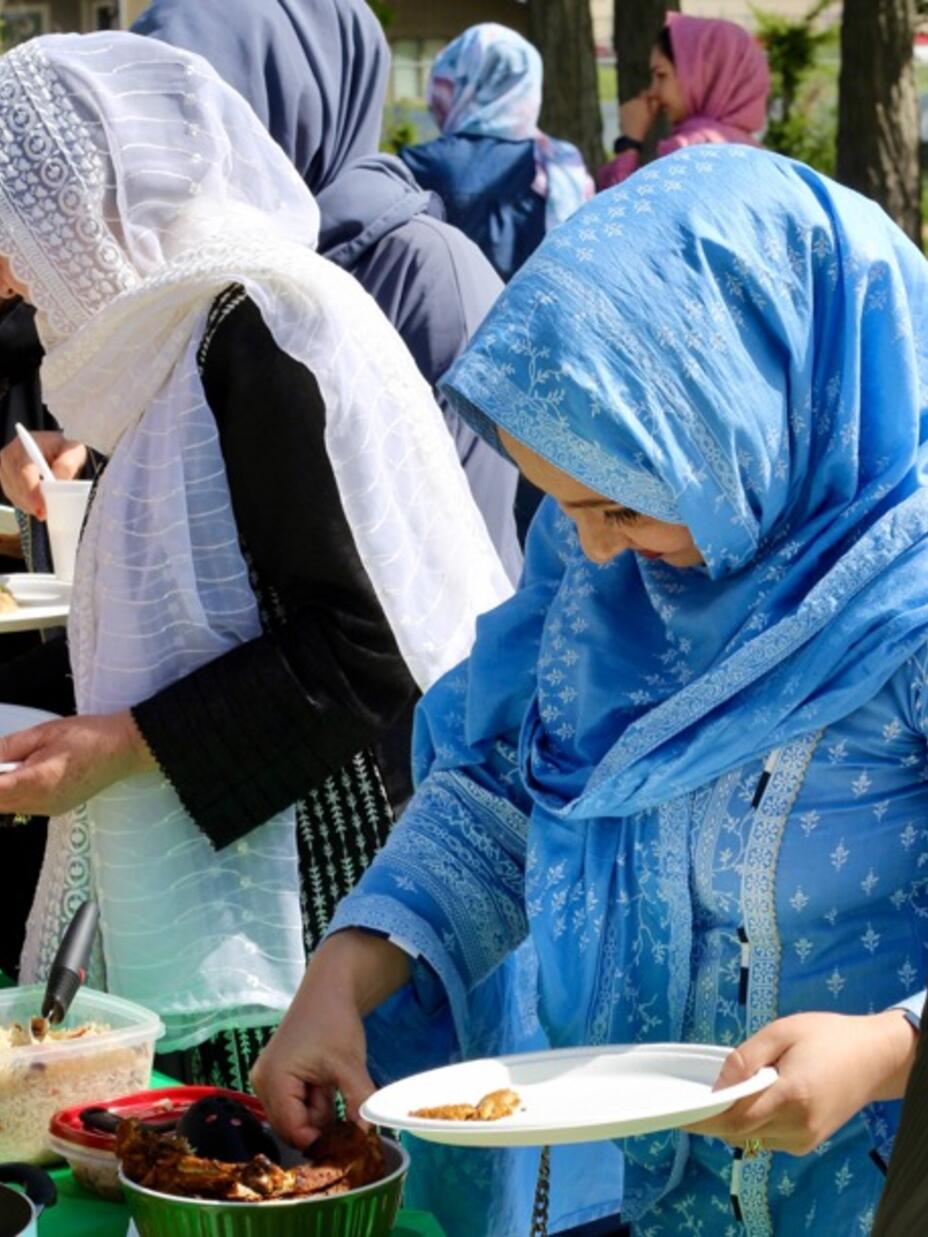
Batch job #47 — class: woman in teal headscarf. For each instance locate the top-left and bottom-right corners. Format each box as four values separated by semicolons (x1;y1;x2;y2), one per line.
254;146;928;1234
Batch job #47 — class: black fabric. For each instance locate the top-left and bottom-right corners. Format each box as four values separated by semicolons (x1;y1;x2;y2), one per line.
560;1220;629;1237
872;1015;928;1234
0;635;74;978
0;302;53;574
0;634;74;716
0;817;46;978
0;301;46;446
132;294;416;850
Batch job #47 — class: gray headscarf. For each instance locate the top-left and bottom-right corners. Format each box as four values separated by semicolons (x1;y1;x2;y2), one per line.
132;0;428;254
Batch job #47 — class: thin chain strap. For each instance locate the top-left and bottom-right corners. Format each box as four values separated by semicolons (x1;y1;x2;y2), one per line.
530;1145;551;1237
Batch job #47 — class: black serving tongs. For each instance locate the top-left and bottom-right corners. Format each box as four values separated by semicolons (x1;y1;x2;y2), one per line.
80;1106;179;1138
39;899;99;1026
81;1095;281;1163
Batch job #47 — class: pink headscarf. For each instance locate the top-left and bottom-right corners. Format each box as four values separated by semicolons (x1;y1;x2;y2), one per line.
659;13;769;154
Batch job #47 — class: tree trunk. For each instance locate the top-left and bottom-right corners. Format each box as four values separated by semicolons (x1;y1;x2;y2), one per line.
614;0;680;103
837;0;921;244
528;0;603;175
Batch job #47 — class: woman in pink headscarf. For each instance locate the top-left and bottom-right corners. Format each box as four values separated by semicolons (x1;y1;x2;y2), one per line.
598;13;769;189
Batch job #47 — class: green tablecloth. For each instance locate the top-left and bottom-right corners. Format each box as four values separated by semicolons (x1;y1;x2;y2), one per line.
32;1069;446;1237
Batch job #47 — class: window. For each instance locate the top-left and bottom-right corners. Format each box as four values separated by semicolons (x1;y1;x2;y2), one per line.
1;4;49;49
389;37;447;104
83;1;119;31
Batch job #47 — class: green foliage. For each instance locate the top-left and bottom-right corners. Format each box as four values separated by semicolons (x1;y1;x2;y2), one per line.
753;0;834;119
753;0;837;173
765;93;837;176
366;1;395;29
382;116;418;154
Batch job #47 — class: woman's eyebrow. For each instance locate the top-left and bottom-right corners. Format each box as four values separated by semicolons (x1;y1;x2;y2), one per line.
564;497;626;511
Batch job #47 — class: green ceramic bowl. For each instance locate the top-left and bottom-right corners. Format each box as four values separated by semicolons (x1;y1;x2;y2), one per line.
121;1136;409;1237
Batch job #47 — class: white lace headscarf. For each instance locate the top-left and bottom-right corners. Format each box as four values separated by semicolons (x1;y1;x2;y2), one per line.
3;32;511;1049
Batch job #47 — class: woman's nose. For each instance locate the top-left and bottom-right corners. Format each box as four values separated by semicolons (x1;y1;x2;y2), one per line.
575;518;627;565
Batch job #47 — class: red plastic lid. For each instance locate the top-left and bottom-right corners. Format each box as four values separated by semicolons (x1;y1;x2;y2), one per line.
49;1086;266;1151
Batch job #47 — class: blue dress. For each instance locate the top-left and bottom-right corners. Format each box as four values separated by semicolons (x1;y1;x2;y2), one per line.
333;504;926;1235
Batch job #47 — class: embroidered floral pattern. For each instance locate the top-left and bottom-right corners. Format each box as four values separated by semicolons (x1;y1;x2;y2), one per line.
0;42;137;343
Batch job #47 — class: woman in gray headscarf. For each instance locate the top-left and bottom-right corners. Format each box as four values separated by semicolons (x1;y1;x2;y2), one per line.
131;0;522;585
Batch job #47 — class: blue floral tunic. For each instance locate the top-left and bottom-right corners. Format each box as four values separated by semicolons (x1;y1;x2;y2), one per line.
333;506;927;1235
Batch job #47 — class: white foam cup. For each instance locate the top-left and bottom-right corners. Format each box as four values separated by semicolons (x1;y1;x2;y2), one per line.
41;479;92;583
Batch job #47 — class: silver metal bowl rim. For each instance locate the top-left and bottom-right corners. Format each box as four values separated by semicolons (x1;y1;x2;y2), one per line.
117;1135;409;1210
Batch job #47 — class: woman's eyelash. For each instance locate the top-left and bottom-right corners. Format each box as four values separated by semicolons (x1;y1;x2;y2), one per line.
603;508;641;526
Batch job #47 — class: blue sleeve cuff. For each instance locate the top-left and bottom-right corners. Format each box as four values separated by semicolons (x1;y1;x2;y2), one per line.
859;991;927;1169
889;989;926;1030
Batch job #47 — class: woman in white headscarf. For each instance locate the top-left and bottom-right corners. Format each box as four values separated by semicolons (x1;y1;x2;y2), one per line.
0;31;510;1082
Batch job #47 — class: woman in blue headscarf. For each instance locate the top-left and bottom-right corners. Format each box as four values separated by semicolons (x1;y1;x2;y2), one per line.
253;146;928;1234
401;23;594;284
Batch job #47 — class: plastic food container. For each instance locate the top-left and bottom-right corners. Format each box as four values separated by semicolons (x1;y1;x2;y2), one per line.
47;1131;123;1202
0;985;163;1165
49;1087;266;1202
121;1135;410;1237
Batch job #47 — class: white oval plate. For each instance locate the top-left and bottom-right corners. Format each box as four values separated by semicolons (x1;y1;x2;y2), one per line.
0;703;60;735
361;1043;777;1148
0;572;69;631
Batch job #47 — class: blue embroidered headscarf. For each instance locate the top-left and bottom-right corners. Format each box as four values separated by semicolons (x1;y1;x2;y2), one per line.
441;145;928;817
428;23;592;228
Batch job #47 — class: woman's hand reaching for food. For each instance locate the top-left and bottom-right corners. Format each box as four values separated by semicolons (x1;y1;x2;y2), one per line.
251;983;374;1152
0;430;88;519
252;930;411;1150
0;711;156;817
685;1010;918;1155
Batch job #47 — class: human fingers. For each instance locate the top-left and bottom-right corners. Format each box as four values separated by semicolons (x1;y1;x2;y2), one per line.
0;723;52;766
684;1022;794;1139
254;1043;373;1148
251;1025;353;1142
48;437;89;482
619;97;653;142
336;1058;377;1127
0;758;61;816
685;1077;788;1140
303;1084;336;1134
0;438;45;517
0;719;100;817
712;1020;793;1091
256;1068;328;1151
